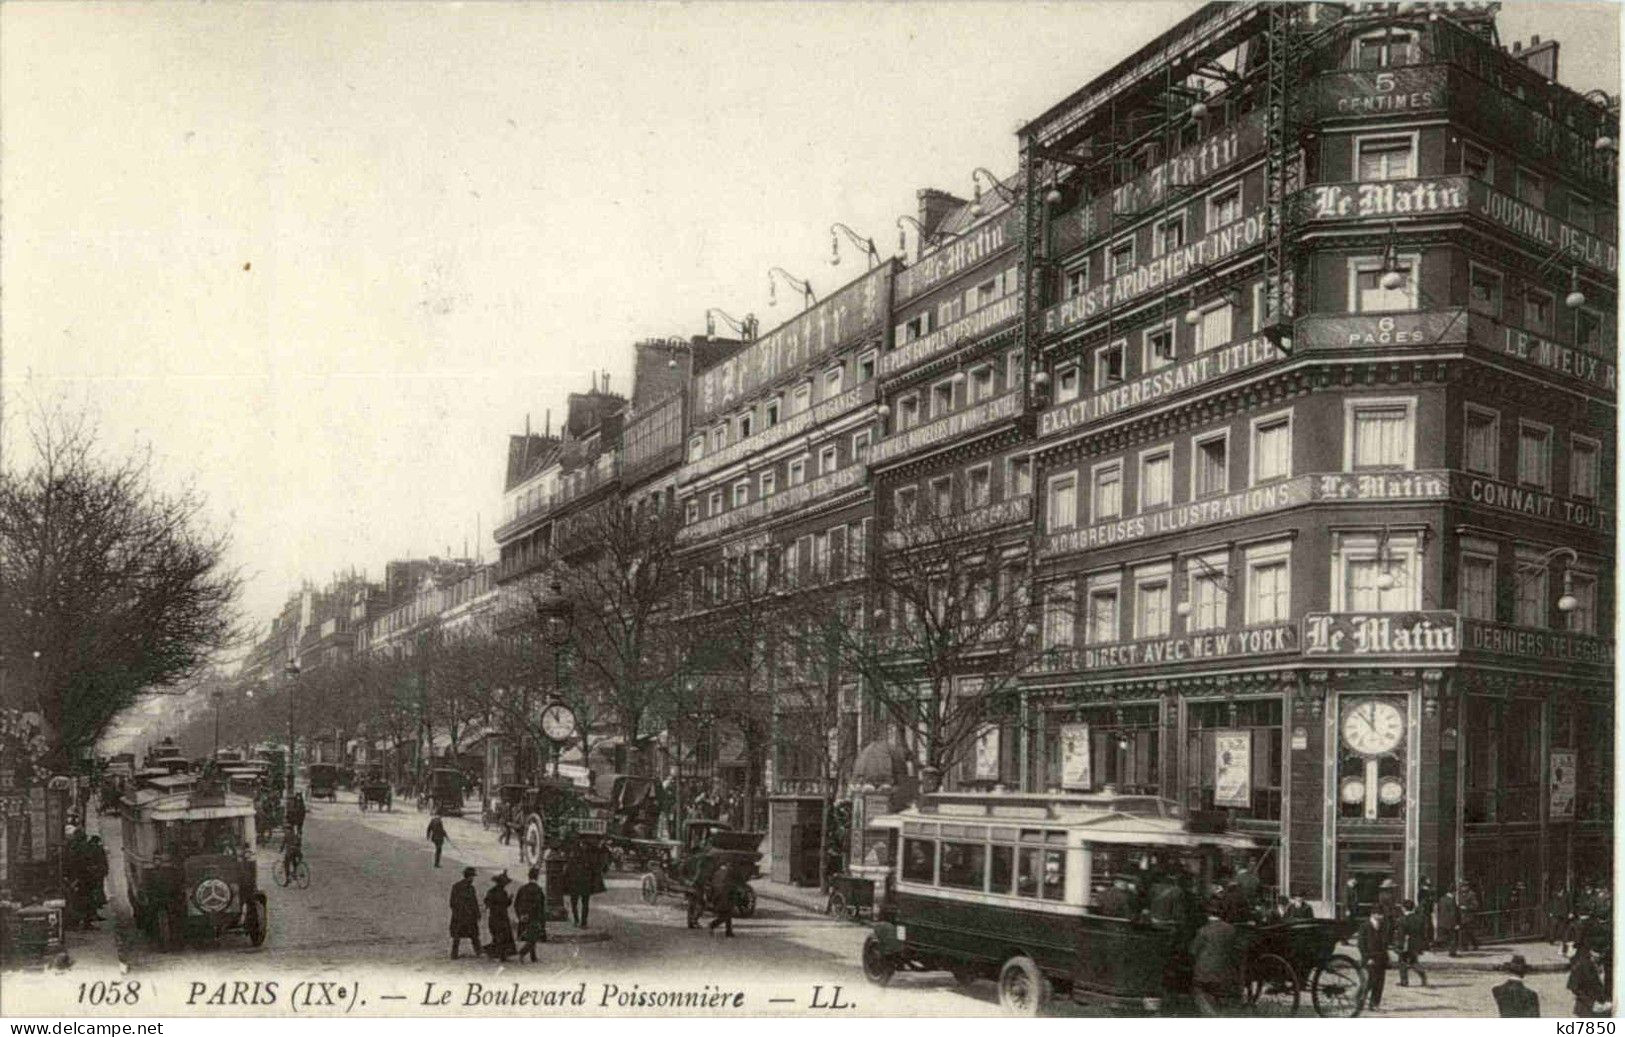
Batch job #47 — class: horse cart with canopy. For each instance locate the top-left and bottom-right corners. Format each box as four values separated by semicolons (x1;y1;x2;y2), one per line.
358;767;393;811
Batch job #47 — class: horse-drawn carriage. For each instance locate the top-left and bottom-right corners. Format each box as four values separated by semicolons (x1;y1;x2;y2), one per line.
509;778;609;867
307;763;340;802
636;820;761;919
415;768;466;816
357;767;393;811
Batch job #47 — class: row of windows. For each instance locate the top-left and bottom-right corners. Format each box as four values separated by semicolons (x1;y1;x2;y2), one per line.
1041;538;1293;647
1043;408;1292;529
890;348;1025;433
1458;537;1601;634
687;349;879;464
1467;261;1609;353
894;265;1020;344
893;456;1033;521
686;519;871;605
683;429;873;524
1462;404;1602;498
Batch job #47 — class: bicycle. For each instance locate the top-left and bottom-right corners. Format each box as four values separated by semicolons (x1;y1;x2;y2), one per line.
273;855;310;889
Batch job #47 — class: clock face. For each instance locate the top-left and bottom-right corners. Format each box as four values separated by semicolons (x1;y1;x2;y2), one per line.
540;703;577;741
1340;777;1367;805
1378;777;1405;806
1342;699;1405;756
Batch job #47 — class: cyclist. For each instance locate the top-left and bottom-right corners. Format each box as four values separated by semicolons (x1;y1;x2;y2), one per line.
281;825;304;881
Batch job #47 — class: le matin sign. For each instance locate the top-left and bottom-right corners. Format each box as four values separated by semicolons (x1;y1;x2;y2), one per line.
1302;176;1468;222
1303;611;1460;657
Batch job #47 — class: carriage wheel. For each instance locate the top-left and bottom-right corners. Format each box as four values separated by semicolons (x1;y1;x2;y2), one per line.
827;891;848;918
294;860;311;889
1244;952;1300;1016
733;885;756;918
273;860;290;887
861;934;895;986
1310;954;1364;1018
640;872;660;905
521;817;544;867
997;955;1050;1016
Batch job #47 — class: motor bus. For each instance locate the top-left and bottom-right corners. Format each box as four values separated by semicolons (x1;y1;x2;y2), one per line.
859;789;1266;1015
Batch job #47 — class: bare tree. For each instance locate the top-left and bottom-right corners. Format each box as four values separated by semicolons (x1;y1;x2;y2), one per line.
537;498;688;775
819;498;1059;782
0;407;240;768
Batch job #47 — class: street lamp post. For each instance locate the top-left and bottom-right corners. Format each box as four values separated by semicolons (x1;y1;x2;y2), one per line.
539;581;574;777
284;661;301;797
211;690;223;759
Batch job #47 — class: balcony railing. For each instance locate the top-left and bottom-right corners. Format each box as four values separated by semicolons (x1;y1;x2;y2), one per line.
869;390;1021;467
678;464;866;543
678;380;875;484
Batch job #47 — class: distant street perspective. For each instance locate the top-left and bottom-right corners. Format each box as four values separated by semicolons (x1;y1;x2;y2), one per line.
1;0;1618;1021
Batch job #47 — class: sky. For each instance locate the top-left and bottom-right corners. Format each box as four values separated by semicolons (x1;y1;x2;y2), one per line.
2;1;1619;648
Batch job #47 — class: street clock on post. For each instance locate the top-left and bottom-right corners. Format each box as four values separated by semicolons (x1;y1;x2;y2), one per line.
540;702;578;743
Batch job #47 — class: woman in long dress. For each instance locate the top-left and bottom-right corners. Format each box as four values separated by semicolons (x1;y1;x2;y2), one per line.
485;872;517;962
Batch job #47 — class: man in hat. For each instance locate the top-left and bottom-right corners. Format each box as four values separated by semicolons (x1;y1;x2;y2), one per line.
1457;882;1481;951
514;867;546;962
1356;902;1392;1011
1288;891;1316;921
1189;903;1242;1016
449;866;481;959
484;872;516;963
1396;899;1429;987
1436;885;1461;956
1376;877;1399;929
1492;955;1540;1017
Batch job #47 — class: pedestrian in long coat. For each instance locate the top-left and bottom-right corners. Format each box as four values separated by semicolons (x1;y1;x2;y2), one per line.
449;867;481;959
1436;888;1461;956
1457;883;1481;950
485;872;517;962
1356;907;1392;1011
1189;913;1240;1016
1396;899;1429;987
705;860;739;937
562;838;605;928
1568;938;1609;1017
513;867;546;962
426;813;448;867
287;793;306;834
86;836;110;921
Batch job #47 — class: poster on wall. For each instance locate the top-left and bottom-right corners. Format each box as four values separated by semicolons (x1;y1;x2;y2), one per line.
972;726;1000;781
1213;730;1252;808
1060;723;1091;790
1550;748;1577;819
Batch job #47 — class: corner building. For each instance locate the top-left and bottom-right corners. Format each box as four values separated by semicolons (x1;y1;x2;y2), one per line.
1017;1;1615;931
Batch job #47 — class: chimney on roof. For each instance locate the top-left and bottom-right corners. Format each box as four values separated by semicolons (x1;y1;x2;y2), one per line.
1513;34;1559;80
917;188;968;241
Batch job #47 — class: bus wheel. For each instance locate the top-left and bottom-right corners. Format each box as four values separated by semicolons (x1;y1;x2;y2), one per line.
861;934;895;987
997;956;1049;1016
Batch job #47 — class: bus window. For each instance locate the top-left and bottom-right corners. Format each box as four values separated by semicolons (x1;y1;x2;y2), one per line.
939;841;986;890
990;844;1014;894
1090;844;1158;907
902;838;935;884
1018;846;1067;900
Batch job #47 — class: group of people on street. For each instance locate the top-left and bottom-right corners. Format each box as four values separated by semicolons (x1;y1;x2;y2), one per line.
445;835;604;961
63;825;109;930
